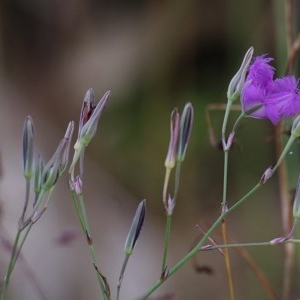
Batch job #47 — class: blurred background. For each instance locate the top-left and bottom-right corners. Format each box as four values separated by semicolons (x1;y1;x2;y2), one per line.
0;0;299;299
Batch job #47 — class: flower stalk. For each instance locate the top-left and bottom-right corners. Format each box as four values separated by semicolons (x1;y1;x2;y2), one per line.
160;103;193;275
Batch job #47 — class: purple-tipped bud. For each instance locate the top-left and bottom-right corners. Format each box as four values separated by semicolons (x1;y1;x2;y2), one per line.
78;88;96;138
165;108;180;169
22;116;35;179
124;199;146;256
77;90;110;148
42;122;74;191
227;47;254;102
177;103;194;162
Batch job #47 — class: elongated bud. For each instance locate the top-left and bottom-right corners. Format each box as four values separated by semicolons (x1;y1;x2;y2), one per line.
124;199;146;256
42;141;65;190
77;90;110;148
42;122;74;191
59;121;74;175
227;47;254;102
177;103;194;162
22;116;35;179
165;108;180;169
78;88;96;138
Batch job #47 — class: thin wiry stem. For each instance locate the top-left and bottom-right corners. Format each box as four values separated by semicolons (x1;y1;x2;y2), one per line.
116;254;130;300
161;214;172;275
70;191;110;300
19;178;30;225
161;161;181;275
205;103;241;149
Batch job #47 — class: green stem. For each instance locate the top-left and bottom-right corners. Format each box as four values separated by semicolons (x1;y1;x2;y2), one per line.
232;112;246;134
273;135;296;171
20;178;31;224
161;214;172;274
1;222;34;300
221;101;233;145
10;224;33;272
70;191;86;231
0;230;21;300
160;162;182;274
116;254;130;300
71;192;110;300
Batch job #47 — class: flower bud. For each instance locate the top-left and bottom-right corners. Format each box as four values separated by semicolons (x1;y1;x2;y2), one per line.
42;142;64;191
177;103;194;162
227;47;254;102
124;199;146;256
22;116;35;179
78;88;96;138
59;121;74;175
78;90;110;148
165;108;179;169
42;122;74;191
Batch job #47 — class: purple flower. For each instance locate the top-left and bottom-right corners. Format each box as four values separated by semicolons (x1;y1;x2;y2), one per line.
241;55;300;125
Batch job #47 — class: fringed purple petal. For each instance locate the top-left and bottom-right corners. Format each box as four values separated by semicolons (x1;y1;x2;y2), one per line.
241;54;300;124
246;55;274;88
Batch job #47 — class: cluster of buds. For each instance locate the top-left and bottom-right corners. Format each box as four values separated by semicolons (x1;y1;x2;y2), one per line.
20;117;74;228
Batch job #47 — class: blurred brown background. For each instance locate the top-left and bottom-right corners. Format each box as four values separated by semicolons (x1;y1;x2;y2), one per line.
0;0;299;299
